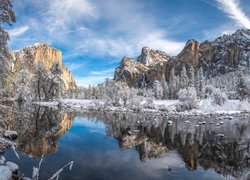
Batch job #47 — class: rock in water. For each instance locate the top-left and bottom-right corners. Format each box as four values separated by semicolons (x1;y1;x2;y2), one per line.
4;130;18;140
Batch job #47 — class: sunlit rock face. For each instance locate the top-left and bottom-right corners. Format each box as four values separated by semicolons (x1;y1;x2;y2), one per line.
177;39;200;68
10;43;76;91
114;29;250;87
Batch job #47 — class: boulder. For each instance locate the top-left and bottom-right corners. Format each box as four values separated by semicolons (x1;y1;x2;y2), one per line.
3;130;18;140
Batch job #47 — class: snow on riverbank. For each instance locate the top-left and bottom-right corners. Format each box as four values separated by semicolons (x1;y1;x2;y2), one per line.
34;99;250;115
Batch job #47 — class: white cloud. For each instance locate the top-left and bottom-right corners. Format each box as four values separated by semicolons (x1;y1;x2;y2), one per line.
216;0;250;29
138;31;185;55
8;26;29;37
45;0;98;33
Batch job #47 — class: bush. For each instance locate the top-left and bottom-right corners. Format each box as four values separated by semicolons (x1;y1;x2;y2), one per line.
176;87;198;111
127;97;144;112
205;85;228;106
143;98;156;109
212;89;228;106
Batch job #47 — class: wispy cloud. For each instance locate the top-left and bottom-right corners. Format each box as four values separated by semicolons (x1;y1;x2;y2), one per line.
90;69;114;76
12;0;185;58
8;25;29;37
75;75;113;87
75;68;114;87
44;0;98;33
203;23;239;40
216;0;250;29
66;62;86;71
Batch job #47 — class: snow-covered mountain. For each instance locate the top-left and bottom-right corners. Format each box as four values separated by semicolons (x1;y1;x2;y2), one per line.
114;29;250;88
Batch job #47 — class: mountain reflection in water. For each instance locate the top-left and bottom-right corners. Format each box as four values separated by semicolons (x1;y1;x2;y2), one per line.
1;105;250;179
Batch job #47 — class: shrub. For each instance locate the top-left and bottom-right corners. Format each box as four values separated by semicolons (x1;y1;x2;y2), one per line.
143;98;156;109
176;87;198;111
212;89;228;106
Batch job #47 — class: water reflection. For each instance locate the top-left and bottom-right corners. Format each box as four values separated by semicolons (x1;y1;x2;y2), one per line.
79;111;250;178
1;106;250;179
1;105;75;158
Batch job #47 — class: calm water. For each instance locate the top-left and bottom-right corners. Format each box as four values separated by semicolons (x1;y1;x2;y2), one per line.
2;106;250;180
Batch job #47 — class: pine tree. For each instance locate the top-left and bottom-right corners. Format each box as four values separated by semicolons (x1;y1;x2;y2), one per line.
237;71;247;101
180;65;188;89
162;80;169;99
169;67;177;99
0;0;16;96
195;66;205;98
189;66;195;87
198;66;205;97
153;80;163;99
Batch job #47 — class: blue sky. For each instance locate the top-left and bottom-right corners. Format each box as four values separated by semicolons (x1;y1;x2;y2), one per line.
7;0;250;86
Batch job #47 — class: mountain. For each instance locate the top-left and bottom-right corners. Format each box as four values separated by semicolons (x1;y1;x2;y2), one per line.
2;43;77;100
10;43;76;90
114;29;250;88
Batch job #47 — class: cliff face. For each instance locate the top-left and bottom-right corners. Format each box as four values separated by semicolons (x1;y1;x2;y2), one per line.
10;43;76;91
115;49;174;88
114;29;250;87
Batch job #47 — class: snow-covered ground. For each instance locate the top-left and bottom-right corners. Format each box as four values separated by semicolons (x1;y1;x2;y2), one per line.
34;99;250;115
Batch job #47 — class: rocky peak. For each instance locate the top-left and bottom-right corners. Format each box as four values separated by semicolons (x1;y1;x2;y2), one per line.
13;43;63;70
114;29;250;88
138;47;170;66
177;39;200;67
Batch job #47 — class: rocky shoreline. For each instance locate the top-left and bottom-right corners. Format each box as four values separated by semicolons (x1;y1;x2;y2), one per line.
0;129;20;180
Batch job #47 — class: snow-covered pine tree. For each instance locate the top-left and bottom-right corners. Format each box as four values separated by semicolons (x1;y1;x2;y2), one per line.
195;66;205;98
169;67;177;99
237;71;248;101
153;80;163;99
0;0;15;57
161;78;169;99
188;66;195;87
0;0;16;97
180;65;188;89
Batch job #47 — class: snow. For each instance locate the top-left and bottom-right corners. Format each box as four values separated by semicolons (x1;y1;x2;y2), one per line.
5;161;18;172
0;160;5;165
154;100;178;106
0;166;12;180
199;99;250;113
35;99;104;110
34;98;249;116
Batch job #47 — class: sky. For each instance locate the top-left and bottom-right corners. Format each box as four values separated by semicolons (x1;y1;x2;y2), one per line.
7;0;250;87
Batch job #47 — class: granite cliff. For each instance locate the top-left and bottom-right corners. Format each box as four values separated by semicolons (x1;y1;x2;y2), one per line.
10;43;76;90
114;29;250;88
3;43;77;100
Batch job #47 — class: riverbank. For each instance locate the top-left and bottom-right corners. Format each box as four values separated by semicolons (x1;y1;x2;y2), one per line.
34;99;250;116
